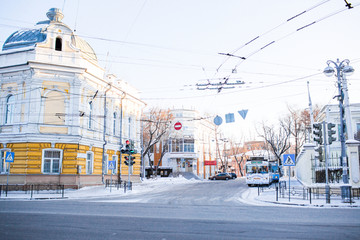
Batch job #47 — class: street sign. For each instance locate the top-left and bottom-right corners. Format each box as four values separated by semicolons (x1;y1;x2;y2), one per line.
283;154;295;166
5;152;15;162
174;122;182;130
108;160;116;170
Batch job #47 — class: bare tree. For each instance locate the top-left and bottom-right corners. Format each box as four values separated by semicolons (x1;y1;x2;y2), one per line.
142;108;173;177
229;140;245;177
282;105;322;159
258;121;291;169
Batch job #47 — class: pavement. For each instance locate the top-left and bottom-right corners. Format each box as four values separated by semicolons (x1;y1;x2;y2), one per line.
246;177;360;208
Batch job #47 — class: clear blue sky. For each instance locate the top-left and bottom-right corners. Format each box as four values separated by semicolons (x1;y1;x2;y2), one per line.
1;0;360;140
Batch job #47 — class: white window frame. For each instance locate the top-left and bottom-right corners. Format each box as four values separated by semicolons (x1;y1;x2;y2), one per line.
86;151;94;174
5;95;15;124
103;154;108;174
112;155;118;174
42;149;63;174
113;112;117;136
88;102;93;129
0;149;11;174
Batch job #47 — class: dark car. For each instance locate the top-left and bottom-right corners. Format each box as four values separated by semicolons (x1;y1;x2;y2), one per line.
228;173;237;179
209;173;231;180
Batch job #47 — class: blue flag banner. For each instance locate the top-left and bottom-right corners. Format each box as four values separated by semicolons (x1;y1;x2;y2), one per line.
238;109;248;120
225;113;235;123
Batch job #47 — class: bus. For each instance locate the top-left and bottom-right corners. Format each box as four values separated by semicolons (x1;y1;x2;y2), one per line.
269;162;280;182
245;157;272;186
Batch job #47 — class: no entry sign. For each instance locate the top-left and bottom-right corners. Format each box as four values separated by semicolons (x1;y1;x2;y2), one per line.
174;122;182;130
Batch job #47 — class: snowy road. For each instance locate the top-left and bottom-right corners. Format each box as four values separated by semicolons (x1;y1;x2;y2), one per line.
1;178;360;239
96;178;247;206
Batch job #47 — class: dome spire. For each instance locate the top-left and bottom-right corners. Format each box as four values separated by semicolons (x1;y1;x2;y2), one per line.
46;8;64;22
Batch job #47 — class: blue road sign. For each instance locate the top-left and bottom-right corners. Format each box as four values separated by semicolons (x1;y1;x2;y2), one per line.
283;154;295;166
5;152;15;163
108;160;116;170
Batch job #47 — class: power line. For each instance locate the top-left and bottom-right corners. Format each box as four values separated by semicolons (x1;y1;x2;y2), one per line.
215;0;331;73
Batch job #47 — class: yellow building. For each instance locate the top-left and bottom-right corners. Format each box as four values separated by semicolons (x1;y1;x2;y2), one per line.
0;8;145;187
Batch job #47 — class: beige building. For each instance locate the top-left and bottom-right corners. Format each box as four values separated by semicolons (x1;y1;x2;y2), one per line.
0;8;145;187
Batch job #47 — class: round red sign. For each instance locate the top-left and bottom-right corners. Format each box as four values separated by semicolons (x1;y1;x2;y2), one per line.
174;122;182;130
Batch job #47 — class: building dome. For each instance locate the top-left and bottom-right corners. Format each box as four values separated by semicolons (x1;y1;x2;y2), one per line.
2;8;97;61
2;28;47;51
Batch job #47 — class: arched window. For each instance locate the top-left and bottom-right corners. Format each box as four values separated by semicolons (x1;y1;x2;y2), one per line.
113;112;117;135
5;95;15;124
88;102;93;129
55;37;62;51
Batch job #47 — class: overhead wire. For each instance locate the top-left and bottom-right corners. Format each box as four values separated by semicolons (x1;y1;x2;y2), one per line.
231;2;360;71
215;0;331;73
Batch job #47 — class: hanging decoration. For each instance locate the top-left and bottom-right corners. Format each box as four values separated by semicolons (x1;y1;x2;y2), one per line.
213;115;223;126
225;113;235;123
238;109;248;120
213;109;249;125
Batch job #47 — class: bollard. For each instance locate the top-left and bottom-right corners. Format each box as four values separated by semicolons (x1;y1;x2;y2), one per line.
276;186;278;201
309;188;312;204
124;182;127;193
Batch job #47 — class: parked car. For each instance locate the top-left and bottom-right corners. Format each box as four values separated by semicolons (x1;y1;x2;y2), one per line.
228;173;237;179
209;173;231;180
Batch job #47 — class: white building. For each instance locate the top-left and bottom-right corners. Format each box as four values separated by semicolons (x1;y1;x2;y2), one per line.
296;103;360;187
0;8;145;187
146;109;217;179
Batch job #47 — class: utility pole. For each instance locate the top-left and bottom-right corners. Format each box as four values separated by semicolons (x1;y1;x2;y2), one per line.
324;59;355;202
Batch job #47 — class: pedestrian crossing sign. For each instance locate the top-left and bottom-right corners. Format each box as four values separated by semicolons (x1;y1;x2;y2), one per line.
108;160;116;170
5;152;15;163
283;154;295;166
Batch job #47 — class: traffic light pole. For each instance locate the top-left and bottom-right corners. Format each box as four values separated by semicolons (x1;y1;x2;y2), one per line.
322;121;330;204
128;117;131;190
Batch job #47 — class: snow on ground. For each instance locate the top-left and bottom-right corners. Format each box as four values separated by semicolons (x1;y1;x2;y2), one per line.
1;176;359;208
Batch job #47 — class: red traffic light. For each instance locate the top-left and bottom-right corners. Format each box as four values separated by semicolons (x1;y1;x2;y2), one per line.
125;140;130;145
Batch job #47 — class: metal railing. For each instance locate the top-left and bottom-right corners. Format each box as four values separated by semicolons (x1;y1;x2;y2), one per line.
0;184;65;199
105;179;132;193
268;183;359;205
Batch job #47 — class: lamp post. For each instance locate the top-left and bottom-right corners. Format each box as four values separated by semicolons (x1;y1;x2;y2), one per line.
323;59;354;202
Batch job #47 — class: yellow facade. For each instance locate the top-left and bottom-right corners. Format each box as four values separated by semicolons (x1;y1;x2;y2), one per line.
1;142;141;178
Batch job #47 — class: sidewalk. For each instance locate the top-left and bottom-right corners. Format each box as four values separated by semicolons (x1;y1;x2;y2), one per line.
243;177;360;208
0;176;197;201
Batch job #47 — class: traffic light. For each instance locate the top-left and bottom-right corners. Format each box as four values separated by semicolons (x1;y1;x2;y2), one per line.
313;123;323;145
124;156;129;166
121;140;131;154
130;155;136;166
314;146;323;162
327;123;336;145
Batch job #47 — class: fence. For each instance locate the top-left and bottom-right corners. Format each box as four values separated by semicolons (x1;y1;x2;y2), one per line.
0;184;65;199
257;182;359;205
105;179;132;193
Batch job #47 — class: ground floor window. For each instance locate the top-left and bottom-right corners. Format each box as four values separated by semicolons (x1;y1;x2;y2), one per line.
86;152;94;174
42;149;62;174
0;149;11;173
112;155;118;174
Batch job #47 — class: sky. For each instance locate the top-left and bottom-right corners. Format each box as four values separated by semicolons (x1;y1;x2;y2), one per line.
1;0;360;141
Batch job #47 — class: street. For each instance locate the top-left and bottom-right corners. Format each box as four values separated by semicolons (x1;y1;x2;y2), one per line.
1;178;360;240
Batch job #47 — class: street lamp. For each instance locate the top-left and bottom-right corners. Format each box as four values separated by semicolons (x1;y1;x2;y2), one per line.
323;59;354;202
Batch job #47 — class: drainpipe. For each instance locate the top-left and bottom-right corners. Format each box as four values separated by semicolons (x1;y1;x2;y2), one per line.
102;83;111;184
